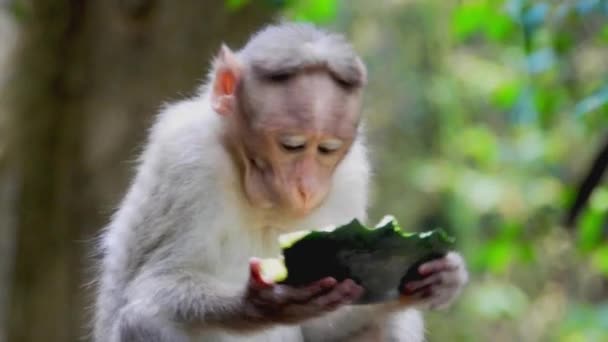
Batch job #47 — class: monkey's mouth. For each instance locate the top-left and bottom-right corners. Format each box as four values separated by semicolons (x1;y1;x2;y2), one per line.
285;193;327;217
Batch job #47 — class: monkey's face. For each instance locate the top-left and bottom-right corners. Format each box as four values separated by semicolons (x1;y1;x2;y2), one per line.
235;69;363;216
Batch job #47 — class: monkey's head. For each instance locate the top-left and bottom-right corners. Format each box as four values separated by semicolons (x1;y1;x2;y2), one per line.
210;23;367;217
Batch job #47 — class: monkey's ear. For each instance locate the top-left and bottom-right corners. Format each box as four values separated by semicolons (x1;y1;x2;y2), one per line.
211;44;241;116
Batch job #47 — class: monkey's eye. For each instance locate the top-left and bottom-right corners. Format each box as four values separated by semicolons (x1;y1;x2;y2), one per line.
335;78;355;90
268;72;292;82
318;139;343;155
332;75;357;90
279;135;307;153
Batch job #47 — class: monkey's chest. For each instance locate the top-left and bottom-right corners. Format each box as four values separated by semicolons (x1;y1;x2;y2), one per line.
209;224;284;283
194;326;304;342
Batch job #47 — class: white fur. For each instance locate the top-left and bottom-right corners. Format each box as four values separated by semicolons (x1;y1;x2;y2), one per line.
91;90;464;341
93;23;468;342
94;93;386;341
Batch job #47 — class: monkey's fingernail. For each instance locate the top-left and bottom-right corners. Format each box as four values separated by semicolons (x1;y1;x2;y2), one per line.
320;277;337;287
419;265;430;275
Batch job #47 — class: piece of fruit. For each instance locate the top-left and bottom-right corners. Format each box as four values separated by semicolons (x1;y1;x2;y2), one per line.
259;215;455;304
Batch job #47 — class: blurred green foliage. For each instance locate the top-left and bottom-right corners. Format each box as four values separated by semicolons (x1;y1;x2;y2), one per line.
227;0;338;23
230;0;608;340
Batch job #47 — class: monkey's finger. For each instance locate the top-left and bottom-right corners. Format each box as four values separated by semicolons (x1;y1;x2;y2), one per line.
408;283;458;310
248;258;273;289
283;277;337;303
323;295;355;311
281;303;319;321
413;287;434;300
399;283;433;299
326;280;364;308
280;283;362;321
401;273;442;294
418;256;457;276
312;279;362;308
343;280;365;301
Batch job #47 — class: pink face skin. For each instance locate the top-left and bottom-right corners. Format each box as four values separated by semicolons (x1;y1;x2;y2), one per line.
212;47;363;217
236;68;362;216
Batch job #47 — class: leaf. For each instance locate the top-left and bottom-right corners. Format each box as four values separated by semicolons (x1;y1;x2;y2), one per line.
554;31;575;54
535;86;566;125
492;81;521;109
484;12;517;42
225;0;250;11
591;245;608;275
452;3;488;41
453;2;516;42
483;239;515;274
577;207;604;252
474;223;525;274
285;0;338;24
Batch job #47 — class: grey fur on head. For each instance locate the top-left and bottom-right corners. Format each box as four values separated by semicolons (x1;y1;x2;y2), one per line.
238;22;367;87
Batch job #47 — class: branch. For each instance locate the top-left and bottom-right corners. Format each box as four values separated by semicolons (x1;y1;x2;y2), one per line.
564;134;608;228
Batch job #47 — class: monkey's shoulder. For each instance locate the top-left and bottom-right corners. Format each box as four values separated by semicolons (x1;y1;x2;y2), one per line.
147;98;220;148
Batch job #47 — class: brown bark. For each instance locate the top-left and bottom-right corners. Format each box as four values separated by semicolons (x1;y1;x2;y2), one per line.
3;1;276;341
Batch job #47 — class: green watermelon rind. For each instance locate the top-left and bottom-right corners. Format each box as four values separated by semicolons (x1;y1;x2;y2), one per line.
261;215;455;291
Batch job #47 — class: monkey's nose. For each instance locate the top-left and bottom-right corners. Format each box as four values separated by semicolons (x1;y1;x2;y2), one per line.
296;184;314;212
297;185;310;204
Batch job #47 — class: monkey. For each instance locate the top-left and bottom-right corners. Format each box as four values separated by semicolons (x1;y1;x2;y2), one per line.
93;22;468;342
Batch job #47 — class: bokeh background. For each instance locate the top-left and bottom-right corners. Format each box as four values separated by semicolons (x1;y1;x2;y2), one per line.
1;0;607;341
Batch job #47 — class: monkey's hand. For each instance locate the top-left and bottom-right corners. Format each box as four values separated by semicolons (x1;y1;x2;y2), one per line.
399;252;468;310
243;258;364;325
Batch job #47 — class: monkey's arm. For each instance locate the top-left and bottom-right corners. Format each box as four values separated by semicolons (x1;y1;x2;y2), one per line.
112;260;364;341
110;268;247;341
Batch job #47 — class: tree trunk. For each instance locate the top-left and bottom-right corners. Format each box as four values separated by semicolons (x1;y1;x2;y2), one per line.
2;1;276;341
